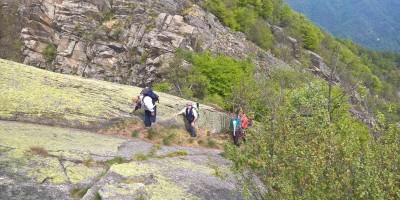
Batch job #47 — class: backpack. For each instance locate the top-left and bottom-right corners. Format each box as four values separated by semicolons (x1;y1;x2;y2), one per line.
141;87;159;105
230;117;242;132
247;115;253;127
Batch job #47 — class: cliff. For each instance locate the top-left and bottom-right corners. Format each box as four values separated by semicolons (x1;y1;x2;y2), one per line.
17;0;291;86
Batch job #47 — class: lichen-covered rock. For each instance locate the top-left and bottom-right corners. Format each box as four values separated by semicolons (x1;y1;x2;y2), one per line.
0;59;229;132
0;121;256;200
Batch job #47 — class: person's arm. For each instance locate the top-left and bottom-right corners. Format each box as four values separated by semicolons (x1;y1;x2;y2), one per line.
143;96;155;112
233;120;236;136
176;108;186;116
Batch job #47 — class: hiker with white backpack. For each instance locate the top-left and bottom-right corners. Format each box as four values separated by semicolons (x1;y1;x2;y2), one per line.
131;87;159;128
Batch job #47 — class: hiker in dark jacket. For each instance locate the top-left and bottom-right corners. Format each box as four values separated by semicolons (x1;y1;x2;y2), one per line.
177;102;198;137
142;94;156;127
131;94;156;128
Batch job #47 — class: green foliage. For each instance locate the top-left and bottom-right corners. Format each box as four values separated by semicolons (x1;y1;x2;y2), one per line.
131;130;139;137
166;150;188;157
191;51;255;99
224;77;400;199
207;138;218;148
299;23;324;50
135;153;150;161
94;192;101;200
162;133;177;146
247;18;274;49
71;187;90;200
153;82;172;93
204;0;276;48
102;11;115;22
105;157;124;166
140;51;149;64
147;128;160;140
159;49;255;109
43;43;57;62
204;0;240;31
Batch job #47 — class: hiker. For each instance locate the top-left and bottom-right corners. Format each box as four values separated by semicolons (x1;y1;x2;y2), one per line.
230;111;243;147
240;113;249;142
131;87;158;127
177;102;198;137
131;96;142;112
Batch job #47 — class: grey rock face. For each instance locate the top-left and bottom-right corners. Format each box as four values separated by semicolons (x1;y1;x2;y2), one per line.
18;0;290;87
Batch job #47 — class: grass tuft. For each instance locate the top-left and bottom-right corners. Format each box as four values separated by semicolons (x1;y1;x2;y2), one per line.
135;153;150;161
166;150;188;157
147;128;159;140
71;187;90;200
131;130;140;137
28;146;48;157
105;157;124;166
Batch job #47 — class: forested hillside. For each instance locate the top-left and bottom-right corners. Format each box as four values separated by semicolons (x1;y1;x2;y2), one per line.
285;0;400;52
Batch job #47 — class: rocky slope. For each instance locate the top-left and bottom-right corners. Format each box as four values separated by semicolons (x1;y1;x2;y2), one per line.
0;59;229;132
0;121;249;200
17;0;292;86
0;59;262;199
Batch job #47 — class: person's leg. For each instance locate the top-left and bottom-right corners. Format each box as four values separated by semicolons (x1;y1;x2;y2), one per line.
151;106;157;124
144;110;152;127
232;131;239;146
189;122;196;137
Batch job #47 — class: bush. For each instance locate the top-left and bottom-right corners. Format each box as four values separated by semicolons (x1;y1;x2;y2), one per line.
43;43;57;62
224;80;400;199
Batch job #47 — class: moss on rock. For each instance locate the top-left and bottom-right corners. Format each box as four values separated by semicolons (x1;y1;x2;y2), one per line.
110;162;161;177
0;121;126;158
64;161;106;184
0;58;229;132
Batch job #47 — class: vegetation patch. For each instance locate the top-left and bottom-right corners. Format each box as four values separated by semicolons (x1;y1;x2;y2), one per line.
71;187;90;200
105;157;124;166
166;150;188;157
43;43;57;62
28;146;48;157
135;153;151;161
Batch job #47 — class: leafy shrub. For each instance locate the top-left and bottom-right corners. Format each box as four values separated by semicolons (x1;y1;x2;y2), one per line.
247;18;274;50
224;79;400;199
43;43;57;62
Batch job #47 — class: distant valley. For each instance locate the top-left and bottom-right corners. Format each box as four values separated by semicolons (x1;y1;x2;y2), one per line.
285;0;400;52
